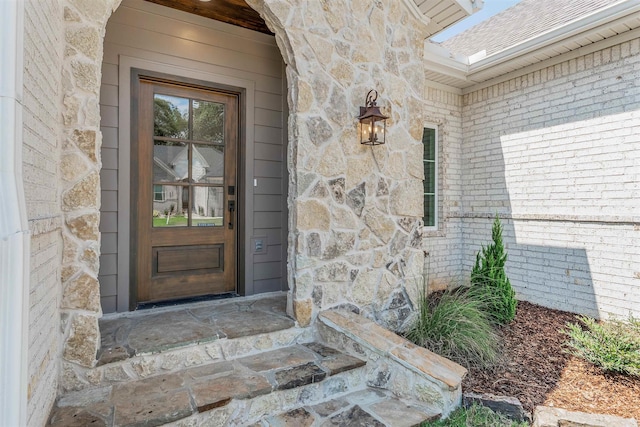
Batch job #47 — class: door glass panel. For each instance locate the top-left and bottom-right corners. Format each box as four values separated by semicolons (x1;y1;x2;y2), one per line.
153;184;188;227
153;140;188;182
192;144;224;184
192;187;224;227
154;94;189;139
152;94;228;228
193;100;224;143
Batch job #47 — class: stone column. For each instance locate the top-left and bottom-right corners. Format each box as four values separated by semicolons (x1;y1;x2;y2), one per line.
59;0;121;383
248;0;428;330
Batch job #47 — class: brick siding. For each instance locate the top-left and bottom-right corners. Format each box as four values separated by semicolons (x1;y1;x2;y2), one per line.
22;1;64;425
459;38;640;318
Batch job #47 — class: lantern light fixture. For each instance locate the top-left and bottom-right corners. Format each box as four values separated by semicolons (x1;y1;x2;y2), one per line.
357;89;389;146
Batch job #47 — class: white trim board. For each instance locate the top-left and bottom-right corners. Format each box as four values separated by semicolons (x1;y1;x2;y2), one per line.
0;1;29;426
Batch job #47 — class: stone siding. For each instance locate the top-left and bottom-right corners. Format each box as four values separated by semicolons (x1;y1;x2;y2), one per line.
57;0;121;391
460;38;640;318
22;1;65;426
52;0;432;392
247;0;428;331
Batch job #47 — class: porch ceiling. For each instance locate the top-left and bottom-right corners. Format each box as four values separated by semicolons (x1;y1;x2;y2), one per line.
143;0;272;34
143;0;480;38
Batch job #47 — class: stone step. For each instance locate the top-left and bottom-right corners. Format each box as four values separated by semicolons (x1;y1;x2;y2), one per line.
317;309;467;418
48;343;367;427
259;389;442;427
98;293;296;365
62;294;315;392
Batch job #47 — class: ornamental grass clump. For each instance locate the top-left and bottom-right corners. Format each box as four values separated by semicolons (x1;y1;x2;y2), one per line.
404;284;499;369
422;403;529;427
563;315;640;377
471;215;517;325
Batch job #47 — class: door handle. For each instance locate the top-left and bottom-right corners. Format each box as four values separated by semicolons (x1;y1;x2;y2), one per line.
228;200;235;229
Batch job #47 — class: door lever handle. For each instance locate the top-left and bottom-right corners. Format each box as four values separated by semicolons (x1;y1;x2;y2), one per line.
228;200;235;229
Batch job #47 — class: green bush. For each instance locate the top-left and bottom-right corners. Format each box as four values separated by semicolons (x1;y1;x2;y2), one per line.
422;403;529;427
563;315;640;377
471;215;517;324
404;285;499;369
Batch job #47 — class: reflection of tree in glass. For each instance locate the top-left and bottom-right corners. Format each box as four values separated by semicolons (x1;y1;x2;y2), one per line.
193;101;224;143
154;98;187;139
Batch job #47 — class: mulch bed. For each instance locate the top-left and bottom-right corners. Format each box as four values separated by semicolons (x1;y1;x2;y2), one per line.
462;301;640;421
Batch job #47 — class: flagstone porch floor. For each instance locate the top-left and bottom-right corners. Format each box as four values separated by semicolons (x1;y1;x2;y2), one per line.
98;292;295;365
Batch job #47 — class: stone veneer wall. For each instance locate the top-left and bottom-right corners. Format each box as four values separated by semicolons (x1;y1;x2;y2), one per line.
247;0;428;330
460;37;640;319
57;0;429;390
58;0;122;389
23;2;65;425
50;0;429;391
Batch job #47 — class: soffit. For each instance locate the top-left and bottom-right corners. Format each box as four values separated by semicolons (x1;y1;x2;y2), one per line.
412;0;481;36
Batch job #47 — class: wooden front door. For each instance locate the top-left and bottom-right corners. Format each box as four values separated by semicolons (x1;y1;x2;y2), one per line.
132;77;238;305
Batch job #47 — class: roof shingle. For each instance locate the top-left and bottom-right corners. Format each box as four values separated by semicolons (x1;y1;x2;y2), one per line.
440;0;621;57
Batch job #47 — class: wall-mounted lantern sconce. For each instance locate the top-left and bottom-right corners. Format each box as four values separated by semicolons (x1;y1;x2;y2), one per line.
358;89;389;146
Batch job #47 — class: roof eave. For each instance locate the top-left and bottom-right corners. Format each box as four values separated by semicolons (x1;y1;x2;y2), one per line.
468;0;640;73
425;0;640;87
411;0;482;37
425;42;470;76
453;0;483;16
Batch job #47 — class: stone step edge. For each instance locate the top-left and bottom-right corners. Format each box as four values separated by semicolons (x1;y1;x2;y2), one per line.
317;310;465;418
97;293;295;367
318;310;467;390
61;325;315;392
259;388;443;427
50;343;369;427
162;374;375;427
533;406;638;427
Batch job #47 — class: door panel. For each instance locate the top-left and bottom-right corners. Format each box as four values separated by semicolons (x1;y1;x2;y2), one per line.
154;245;222;274
133;78;238;304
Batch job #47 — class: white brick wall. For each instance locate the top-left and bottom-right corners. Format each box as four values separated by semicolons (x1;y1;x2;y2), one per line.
460;38;640;319
422;85;465;290
22;1;64;425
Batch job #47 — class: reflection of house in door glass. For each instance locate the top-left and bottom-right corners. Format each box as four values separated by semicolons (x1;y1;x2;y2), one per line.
152;93;226;227
153;144;225;226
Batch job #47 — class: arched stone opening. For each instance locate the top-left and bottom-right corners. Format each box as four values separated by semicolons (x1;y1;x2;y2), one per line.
59;0;429;389
59;0;300;381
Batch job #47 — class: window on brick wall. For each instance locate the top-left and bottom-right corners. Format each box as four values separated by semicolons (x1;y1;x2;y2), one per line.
422;126;438;228
153;184;165;202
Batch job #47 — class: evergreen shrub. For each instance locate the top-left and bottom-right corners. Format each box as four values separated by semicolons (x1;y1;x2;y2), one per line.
471;215;517;324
